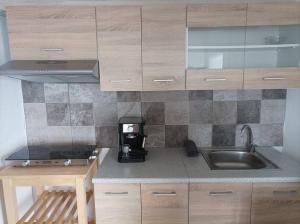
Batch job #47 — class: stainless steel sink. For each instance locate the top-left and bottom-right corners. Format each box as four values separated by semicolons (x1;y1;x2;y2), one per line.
201;149;279;170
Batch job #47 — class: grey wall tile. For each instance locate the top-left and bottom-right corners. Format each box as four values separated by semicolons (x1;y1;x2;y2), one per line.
237;90;262;101
94;102;118;126
70;103;94;126
142;102;165;125
213;101;237;124
144;125;165;148
259;124;283;146
46;126;72;145
117;91;141;102
141;91;188;102
262;89;287;99
237;100;261;124
235;124;261;147
22;81;45;103
44;84;69;103
46;103;70;126
212;125;236;147
24;103;47;127
69;84;116;103
26;127;48;145
165;125;188;147
260;100;286;124
188;124;212;147
117;102;141;119
189;100;212;124
96;126;118;147
189;90;213;100
72;126;96;145
213;90;237;101
165;101;189;125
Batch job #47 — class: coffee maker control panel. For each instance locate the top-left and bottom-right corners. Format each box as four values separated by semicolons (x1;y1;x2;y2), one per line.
123;124;140;133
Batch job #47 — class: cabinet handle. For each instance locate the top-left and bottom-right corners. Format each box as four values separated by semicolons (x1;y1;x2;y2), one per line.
262;77;287;81
273;190;297;195
152;191;177;196
204;78;227;82
153;79;175;82
104;192;128;195
40;48;64;52
110;79;131;83
209;191;233;196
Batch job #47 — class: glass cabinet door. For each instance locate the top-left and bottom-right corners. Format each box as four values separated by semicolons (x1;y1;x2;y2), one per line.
187;27;246;69
245;25;300;68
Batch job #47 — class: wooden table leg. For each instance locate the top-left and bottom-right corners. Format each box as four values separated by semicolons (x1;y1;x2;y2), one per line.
2;178;18;224
76;177;88;224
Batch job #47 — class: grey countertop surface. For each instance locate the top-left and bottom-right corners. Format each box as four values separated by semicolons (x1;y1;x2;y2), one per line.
92;147;300;184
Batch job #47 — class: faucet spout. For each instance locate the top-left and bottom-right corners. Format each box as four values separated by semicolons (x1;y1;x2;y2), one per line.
241;125;255;153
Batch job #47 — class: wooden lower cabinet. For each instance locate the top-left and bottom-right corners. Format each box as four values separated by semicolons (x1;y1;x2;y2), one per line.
94;184;141;224
251;183;300;224
141;184;188;224
189;183;252;224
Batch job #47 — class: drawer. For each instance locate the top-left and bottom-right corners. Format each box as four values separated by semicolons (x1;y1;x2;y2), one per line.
94;184;141;224
189;183;252;224
186;69;244;90
244;68;300;89
141;184;188;224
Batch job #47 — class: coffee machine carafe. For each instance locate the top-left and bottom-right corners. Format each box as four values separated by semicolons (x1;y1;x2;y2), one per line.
118;117;147;163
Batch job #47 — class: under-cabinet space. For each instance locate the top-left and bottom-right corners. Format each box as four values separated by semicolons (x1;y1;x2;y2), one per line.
141;184;188;224
189;183;252;224
94;184;141;224
251;183;300;224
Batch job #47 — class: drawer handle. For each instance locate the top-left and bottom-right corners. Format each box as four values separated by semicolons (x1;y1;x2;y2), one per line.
204;78;227;82
104;192;128;195
152;192;177;196
273;190;297;195
40;48;64;52
110;79;131;83
153;79;175;82
209;191;233;196
262;77;287;81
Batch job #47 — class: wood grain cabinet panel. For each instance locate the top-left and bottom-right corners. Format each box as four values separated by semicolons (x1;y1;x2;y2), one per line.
252;183;300;224
141;184;188;224
244;68;300;89
187;3;247;27
247;3;300;26
6;6;97;60
94;184;141;224
97;6;142;91
142;6;186;91
189;183;252;224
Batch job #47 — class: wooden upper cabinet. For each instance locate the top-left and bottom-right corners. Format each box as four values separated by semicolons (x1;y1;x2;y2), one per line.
97;6;142;91
247;3;300;26
6;6;97;60
189;183;252;224
142;6;186;91
252;183;300;224
187;4;247;27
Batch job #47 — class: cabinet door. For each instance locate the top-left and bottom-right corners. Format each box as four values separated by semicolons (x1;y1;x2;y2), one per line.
97;6;142;91
189;183;252;224
247;3;300;26
7;6;97;60
142;6;186;91
187;3;247;27
141;184;188;224
252;183;300;224
94;184;141;224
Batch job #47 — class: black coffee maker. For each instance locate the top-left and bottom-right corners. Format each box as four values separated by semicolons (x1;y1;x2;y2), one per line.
118;117;147;163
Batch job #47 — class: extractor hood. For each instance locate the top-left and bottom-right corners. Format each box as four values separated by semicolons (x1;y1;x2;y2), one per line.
0;60;99;83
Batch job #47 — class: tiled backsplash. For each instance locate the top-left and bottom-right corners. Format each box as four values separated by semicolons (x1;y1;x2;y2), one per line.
22;81;286;148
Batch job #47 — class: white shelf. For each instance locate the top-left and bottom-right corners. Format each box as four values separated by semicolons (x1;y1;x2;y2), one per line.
188;43;300;50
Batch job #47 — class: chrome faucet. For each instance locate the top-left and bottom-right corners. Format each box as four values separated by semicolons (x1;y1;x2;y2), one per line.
241;125;256;153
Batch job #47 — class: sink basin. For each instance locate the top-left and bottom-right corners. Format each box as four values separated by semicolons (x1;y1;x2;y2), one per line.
201;150;279;170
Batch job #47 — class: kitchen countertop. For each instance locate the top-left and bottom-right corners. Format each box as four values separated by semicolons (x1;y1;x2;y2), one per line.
92;147;300;184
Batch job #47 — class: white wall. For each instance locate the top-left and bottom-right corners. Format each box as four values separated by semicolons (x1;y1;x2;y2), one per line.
284;89;300;162
0;11;31;224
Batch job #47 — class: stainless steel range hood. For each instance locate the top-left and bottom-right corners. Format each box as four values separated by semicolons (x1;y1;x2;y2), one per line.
0;60;99;83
